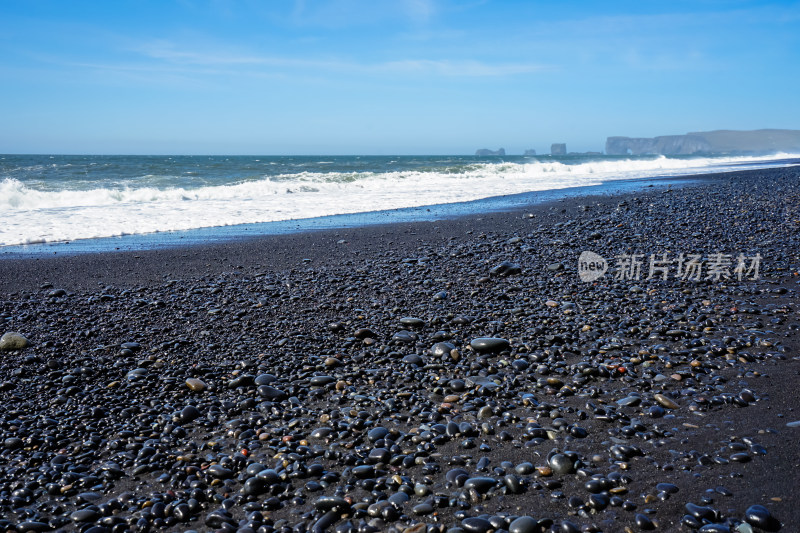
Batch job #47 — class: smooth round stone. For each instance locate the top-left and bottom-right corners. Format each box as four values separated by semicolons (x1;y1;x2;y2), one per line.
511;359;530;371
392;330;417;343
750;444;767;456
744;504;781;531
351;465;375;478
180;405;202;423
465;375;499;392
205;510;235;528
15;522;50;532
228;374;255;388
367;426;390;442
126;368;147;380
588;493;610;510
243;477;268;496
173;503;192;522
685;503;716;521
557;520;581;532
402;354;424;365
617;395;641;407
3;437;23;450
206;465;233;479
255;469;280;484
254;374;277;385
400;317;425;328
70;508;101;522
730;453;751;463
449;379;466;392
463;476;497;494
470;337;510;354
504;474;523;494
257;385;287;400
368;447;390;464
245;463;266;476
698;525;731;533
635;513;656;530
569;426;588;438
387;492;409;506
461;517;494;533
515;462;534;475
77;492;102;503
508;516;538;533
430;342;456;357
654;393;680;409
0;332;29;351
490;261;522;276
446;468;469;484
656;483;679;494
309;375;336;386
549;454;575;475
185;378;207;392
413;502;434;515
354;328;378;339
610;444;642;460
310;427;334;439
314;496;350;512
478;406;493;419
585;478;610;494
120;342;141;351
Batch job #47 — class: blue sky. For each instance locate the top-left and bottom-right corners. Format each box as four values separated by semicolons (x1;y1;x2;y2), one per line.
1;0;798;155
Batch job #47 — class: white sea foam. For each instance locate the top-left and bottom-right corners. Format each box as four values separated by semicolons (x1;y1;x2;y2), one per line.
0;153;796;246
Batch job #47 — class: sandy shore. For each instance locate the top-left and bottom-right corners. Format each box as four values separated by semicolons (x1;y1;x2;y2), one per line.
0;166;798;532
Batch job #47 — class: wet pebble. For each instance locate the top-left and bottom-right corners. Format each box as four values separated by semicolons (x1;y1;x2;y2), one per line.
744;504;781;531
469;337;510;354
0;331;29;350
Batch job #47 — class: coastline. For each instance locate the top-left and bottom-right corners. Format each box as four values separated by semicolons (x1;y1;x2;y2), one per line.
0;165;798;531
2;171;710;258
0;166;776;292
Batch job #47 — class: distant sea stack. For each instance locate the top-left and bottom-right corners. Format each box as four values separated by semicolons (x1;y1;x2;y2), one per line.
523;149;537;156
551;143;567;156
606;129;800;155
475;148;506;156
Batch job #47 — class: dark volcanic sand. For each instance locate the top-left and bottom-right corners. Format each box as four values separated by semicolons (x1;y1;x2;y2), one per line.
0;167;799;533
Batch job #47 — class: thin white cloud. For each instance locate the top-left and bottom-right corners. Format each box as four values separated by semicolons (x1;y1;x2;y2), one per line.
135;40;264;65
380;59;545;77
289;0;438;28
129;39;544;78
401;0;436;24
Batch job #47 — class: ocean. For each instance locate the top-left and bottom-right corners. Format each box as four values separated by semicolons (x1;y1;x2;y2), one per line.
1;153;797;248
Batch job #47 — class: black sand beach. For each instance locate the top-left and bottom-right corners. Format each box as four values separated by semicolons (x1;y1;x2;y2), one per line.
1;166;799;533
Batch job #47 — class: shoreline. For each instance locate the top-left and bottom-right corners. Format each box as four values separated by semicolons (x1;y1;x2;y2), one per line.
6;159;800;258
0;164;795;295
3;171;707;258
0;165;798;532
2;173;708;294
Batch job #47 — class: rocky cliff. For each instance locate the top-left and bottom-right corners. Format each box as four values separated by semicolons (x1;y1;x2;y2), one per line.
606;129;800;155
551;143;567;156
475;148;506;156
606;135;710;155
